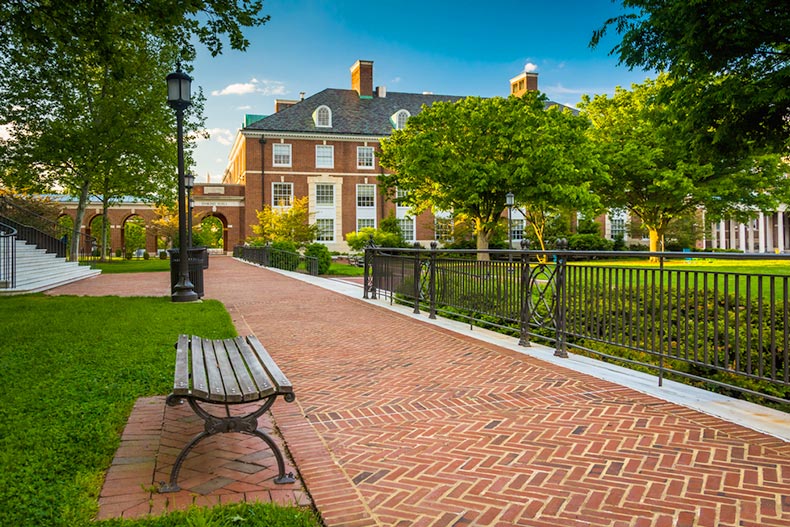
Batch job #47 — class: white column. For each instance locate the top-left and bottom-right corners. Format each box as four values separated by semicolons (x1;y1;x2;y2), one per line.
747;220;755;252
719;220;726;250
758;212;766;253
778;211;785;253
739;223;747;252
729;220;737;249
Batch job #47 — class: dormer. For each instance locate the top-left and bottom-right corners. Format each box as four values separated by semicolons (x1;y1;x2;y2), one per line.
392;109;410;130
313;105;332;128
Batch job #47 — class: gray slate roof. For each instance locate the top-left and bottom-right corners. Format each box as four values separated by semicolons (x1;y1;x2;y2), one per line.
245;88;464;136
244;88;577;136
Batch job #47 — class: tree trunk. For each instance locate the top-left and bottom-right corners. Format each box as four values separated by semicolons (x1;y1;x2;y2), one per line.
648;228;663;263
101;201;110;262
70;181;91;261
476;230;490;261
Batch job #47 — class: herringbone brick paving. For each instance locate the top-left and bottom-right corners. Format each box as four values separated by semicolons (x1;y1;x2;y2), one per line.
206;258;790;527
53;257;790;526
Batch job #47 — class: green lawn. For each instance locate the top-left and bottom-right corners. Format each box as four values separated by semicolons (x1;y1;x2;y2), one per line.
0;295;319;527
90;258;171;273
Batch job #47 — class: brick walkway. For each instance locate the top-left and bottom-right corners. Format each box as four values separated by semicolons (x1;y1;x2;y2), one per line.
49;256;790;526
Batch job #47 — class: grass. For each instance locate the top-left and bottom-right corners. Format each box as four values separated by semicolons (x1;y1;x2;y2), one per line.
325;262;364;276
90;258;171;273
0;295;319;527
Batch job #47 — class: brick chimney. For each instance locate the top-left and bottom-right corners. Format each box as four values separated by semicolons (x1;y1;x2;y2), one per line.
509;71;538;97
350;60;374;98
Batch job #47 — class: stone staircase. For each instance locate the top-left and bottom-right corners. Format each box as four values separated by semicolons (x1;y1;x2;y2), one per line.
0;240;101;295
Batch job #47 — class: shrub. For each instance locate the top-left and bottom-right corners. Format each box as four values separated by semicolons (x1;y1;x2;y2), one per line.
568;233;613;251
159;250;168;260
143;251;150;260
115;248;122;258
305;243;332;274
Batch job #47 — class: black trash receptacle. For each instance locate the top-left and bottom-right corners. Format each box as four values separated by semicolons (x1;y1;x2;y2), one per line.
168;247;207;298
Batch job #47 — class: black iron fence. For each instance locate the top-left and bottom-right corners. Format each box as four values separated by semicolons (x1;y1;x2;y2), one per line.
233;245;319;276
364;242;790;407
0;222;16;288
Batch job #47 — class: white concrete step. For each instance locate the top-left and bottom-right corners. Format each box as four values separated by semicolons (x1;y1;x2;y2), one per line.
0;240;101;295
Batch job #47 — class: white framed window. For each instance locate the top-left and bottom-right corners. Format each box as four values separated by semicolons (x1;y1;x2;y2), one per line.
316;218;334;241
398;217;415;242
357;146;375;169
357;218;375;231
392;110;410;130
315;145;334;169
356;184;375;208
511;219;525;241
314;105;332;128
315;184;334;206
396;187;409;206
610;216;626;240
272;182;293;207
272;143;292;167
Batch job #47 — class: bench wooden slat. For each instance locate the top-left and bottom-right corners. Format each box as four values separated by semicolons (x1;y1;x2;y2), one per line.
213;339;242;402
172;335;190;396
234;336;276;398
190;337;210;400
223;338;259;402
246;335;293;395
203;339;228;402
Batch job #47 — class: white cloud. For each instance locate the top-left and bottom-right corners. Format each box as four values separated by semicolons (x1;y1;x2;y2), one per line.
524;62;539;73
197;128;235;146
211;78;286;97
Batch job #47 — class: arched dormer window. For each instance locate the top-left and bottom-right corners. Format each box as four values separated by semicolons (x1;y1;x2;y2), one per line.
392;109;410;130
314;105;332;128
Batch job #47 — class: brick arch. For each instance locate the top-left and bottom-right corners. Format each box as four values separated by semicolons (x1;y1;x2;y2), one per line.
199;213;229;251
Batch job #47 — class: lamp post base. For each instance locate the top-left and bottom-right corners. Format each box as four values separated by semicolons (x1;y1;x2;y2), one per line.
172;278;199;302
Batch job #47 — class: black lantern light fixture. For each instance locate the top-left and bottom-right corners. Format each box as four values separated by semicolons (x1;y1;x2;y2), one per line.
506;192;515;249
167;63;198;302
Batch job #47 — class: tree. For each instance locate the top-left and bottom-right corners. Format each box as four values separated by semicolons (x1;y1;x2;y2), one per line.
378;93;604;259
0;1;266;258
591;0;790;153
250;196;318;248
579;74;790;255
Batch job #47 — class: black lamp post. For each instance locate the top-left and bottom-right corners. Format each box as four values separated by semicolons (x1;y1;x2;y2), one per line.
185;172;195;249
167;63;198;302
506;192;515;249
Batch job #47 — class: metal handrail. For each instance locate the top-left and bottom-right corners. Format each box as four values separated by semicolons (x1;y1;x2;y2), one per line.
0;197;97;262
233;245;319;276
0;221;17;289
366;244;790;407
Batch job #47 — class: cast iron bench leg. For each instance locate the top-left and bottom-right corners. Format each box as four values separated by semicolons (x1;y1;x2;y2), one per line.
159;396;295;493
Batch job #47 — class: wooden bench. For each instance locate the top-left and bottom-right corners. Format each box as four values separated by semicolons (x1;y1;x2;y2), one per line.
158;334;296;493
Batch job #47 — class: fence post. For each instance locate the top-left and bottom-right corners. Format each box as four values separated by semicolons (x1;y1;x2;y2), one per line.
429;241;437;319
518;239;531;347
554;238;569;358
412;243;421;314
364;235;376;300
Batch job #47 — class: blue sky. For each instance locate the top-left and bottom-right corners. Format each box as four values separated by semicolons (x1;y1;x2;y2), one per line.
190;0;655;182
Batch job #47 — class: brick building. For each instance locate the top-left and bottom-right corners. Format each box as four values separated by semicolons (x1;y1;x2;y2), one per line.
222;59;546;252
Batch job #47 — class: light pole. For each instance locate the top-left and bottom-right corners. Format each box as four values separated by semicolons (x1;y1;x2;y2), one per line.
185;172;195;249
506;192;515;249
167;63;198;302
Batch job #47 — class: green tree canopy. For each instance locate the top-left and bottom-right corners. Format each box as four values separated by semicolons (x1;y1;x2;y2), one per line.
591;0;790;153
0;1;267;258
378;92;604;257
579;74;790;254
